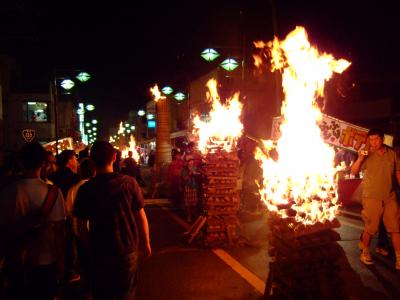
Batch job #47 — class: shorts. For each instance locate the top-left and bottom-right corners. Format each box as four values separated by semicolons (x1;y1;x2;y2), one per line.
362;192;400;235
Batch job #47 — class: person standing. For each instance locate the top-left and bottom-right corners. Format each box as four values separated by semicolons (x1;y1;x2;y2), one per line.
0;142;65;300
351;128;400;269
74;141;151;300
49;149;81;282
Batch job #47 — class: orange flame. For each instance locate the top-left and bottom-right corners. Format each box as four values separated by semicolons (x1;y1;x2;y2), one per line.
150;84;166;102
118;121;124;135
121;134;140;162
193;79;243;154
255;26;351;225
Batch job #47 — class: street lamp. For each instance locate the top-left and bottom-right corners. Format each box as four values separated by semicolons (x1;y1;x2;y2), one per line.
161;86;174;95
201;48;220;62
174;92;186;101
138;110;146;116
52;70;91;155
220;58;239;71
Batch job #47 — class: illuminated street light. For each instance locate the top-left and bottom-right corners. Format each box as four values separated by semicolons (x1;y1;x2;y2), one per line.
220;58;239;71
147;114;154;120
130;125;135;130
162;86;174;95
85;123;91;127
201;48;220;62
138;110;146;116
92;127;97;131
92;119;98;124
125;123;130;127
174;92;186;101
60;79;75;90
76;72;91;82
86;104;95;111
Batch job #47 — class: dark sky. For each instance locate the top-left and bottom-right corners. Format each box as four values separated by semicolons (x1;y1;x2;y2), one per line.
1;0;399;132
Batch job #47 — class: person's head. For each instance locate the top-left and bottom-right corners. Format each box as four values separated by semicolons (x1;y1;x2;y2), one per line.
79;158;96;179
90;141;116;169
128;150;133;158
367;128;384;151
57;149;78;173
187;158;195;168
20;142;47;171
41;150;57;179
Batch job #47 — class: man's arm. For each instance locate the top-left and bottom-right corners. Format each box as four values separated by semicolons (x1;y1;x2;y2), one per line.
350;150;366;175
134;208;151;257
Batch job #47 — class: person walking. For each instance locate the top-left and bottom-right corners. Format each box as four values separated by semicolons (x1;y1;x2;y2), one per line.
0;142;65;300
73;141;151;300
49;149;81;282
351;128;400;269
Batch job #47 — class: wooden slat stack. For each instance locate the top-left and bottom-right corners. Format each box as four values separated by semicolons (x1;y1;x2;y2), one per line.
264;214;347;299
202;150;241;246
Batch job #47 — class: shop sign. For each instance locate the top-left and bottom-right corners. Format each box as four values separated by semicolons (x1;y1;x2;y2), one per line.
271;114;393;152
21;129;36;143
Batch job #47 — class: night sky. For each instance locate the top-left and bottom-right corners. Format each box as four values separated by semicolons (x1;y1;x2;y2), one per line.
1;0;399;133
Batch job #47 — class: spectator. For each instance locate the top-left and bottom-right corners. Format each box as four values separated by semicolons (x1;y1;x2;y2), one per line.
122;151;145;186
74;141;151;300
65;158;96;298
49;149;81;283
0;142;65;299
167;150;185;209
351;128;400;269
182;159;200;222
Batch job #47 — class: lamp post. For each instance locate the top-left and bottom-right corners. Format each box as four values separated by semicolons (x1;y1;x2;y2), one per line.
52;70;91;155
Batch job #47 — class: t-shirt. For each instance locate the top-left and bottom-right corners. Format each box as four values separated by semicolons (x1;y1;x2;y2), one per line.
73;172;144;261
0;178;65;266
361;146;400;199
49;167;80;198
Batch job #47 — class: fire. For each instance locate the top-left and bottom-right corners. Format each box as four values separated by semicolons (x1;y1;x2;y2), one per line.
150;84;166;102
118;121;124;135
193;79;243;154
121;134;140;162
255;27;351;225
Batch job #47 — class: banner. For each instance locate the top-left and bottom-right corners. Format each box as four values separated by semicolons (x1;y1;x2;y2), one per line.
271;114;393;152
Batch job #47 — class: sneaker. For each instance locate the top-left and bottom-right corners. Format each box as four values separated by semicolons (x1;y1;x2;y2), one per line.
360;251;374;265
376;247;389;256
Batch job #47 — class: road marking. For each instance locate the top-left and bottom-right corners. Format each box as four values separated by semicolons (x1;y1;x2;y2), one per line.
338;209;362;219
338;217;364;230
212;249;265;294
159;205;265;294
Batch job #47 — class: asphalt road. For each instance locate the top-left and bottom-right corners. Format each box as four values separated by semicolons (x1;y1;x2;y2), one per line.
57;199;400;300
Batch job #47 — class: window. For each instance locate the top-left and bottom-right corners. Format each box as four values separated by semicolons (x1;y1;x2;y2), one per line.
25;102;49;122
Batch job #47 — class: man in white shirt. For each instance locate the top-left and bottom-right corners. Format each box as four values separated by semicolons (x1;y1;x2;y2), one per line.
0;142;65;300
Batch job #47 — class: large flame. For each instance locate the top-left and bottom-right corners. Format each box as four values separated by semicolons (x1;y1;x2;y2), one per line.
255;26;351;225
193;79;243;154
121;134;140;162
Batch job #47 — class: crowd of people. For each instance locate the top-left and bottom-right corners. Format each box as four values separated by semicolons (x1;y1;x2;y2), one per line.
0;141;151;300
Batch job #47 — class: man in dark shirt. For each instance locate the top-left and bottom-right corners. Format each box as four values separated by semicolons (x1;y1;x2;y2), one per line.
74;141;151;299
123;151;145;186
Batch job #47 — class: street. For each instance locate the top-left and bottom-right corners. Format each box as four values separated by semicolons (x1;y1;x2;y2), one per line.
56;196;400;300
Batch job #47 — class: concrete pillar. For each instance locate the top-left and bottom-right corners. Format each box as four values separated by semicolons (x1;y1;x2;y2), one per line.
155;98;171;171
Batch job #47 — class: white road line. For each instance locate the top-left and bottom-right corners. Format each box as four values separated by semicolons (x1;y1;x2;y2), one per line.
159;206;265;294
212;249;266;294
338;217;364;230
